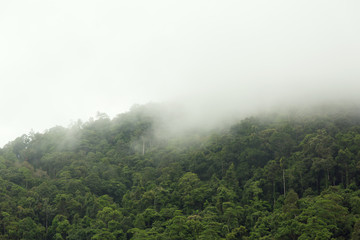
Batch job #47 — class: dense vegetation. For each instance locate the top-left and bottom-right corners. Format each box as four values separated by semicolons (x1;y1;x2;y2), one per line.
1;105;360;239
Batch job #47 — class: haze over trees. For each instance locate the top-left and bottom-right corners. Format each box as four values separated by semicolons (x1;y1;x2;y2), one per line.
1;104;360;239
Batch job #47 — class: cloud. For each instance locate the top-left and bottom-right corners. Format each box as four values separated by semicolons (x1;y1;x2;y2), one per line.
0;0;359;146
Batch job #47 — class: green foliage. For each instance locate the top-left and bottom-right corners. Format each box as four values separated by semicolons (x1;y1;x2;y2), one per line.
1;106;360;239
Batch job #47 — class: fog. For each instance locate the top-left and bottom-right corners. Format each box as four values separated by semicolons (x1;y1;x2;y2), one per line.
0;0;360;146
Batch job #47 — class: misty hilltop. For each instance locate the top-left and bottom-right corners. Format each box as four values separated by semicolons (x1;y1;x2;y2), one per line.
1;104;360;239
1;0;360;238
1;0;360;147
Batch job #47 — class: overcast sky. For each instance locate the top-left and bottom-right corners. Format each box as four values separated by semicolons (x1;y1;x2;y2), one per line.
1;0;360;146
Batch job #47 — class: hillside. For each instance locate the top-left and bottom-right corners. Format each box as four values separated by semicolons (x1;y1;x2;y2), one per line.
1;105;360;239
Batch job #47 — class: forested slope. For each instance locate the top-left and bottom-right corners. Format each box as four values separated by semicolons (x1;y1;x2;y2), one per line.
1;105;360;239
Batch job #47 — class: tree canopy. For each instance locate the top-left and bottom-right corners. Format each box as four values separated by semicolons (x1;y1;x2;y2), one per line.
1;105;360;239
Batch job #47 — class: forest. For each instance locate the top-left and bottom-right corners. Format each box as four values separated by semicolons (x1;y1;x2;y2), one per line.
1;104;360;239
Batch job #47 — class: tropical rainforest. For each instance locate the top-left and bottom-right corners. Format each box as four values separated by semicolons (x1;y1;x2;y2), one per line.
1;104;360;239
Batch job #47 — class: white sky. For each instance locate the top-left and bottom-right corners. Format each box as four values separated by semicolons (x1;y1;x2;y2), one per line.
1;0;360;146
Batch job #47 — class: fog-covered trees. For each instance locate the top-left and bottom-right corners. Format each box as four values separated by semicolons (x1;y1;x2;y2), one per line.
0;106;360;239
